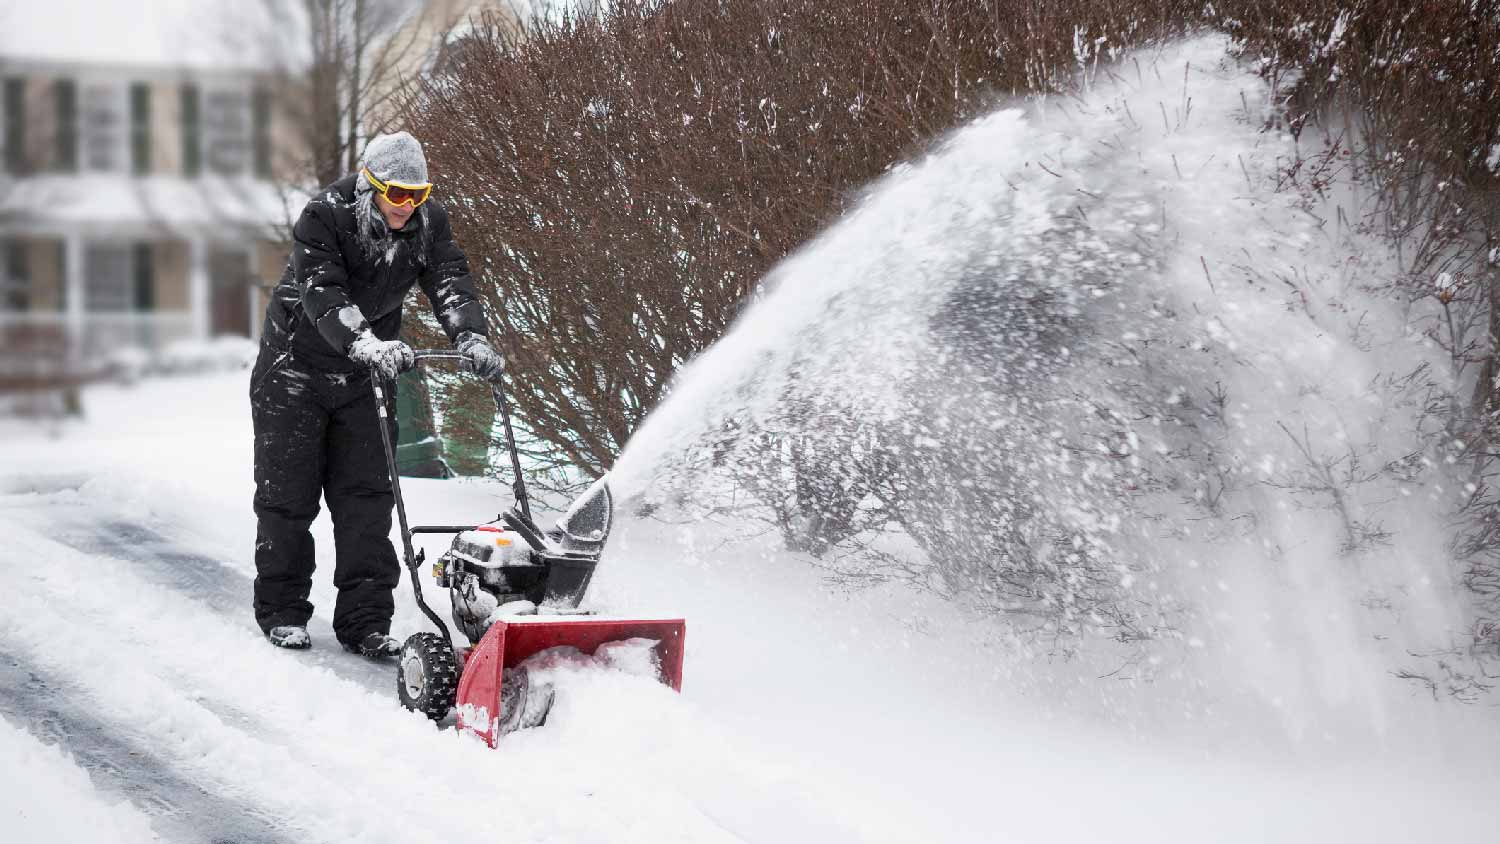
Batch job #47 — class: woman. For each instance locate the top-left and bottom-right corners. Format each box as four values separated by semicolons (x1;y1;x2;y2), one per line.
249;132;505;657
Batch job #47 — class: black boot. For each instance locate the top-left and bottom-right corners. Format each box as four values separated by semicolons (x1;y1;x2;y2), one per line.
345;632;401;658
267;625;311;650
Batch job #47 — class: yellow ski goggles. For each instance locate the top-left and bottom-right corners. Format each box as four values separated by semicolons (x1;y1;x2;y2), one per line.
363;168;433;208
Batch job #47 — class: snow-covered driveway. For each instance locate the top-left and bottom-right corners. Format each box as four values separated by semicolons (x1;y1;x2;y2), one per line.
0;473;853;844
2;372;1498;843
0;375;969;843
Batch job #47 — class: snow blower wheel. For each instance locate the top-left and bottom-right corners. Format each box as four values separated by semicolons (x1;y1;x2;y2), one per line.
397;632;459;721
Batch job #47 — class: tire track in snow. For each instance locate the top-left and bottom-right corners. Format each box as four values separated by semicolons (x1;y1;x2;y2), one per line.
2;477;417;699
0;478;916;841
0;651;297;844
0;512;482;844
26;510;396;693
56;520;246;615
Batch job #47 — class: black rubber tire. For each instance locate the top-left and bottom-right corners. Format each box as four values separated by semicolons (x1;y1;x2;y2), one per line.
396;633;459;722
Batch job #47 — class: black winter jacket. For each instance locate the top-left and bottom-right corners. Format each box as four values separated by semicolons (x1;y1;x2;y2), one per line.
259;174;488;372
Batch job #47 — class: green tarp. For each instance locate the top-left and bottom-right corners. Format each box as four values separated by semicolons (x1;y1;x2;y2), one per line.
394;370;452;479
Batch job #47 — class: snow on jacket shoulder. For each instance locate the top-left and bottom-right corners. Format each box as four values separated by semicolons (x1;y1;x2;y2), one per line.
260;174;488;372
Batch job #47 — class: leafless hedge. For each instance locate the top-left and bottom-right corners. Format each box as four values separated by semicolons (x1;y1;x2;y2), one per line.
401;0;1200;483
395;0;1500;663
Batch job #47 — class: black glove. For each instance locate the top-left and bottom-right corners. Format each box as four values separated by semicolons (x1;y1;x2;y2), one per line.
456;333;506;381
347;331;415;380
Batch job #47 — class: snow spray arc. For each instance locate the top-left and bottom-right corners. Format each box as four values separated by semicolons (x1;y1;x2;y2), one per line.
612;36;1464;729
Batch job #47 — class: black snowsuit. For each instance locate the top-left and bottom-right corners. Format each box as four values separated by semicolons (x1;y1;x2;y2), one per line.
250;174;487;646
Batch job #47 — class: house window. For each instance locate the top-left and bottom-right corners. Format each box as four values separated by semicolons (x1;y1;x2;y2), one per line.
204;87;249;176
252;88;271;179
130;84;151;175
81;81;125;173
83;244;159;312
181;83;201;177
84;243;133;312
133;243;155;310
3;78;24;175
54;79;78;172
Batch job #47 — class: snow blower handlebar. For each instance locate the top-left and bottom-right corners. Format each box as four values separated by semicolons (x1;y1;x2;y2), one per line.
369;349;536;644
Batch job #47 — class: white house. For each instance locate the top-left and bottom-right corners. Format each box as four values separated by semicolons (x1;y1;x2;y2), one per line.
0;1;294;368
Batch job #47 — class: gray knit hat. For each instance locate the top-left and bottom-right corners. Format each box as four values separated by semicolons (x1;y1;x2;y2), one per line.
359;131;429;188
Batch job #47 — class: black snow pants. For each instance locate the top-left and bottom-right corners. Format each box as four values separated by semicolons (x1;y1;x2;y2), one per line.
249;348;400;647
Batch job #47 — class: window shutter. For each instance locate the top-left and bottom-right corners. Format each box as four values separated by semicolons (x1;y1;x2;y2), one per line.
54;79;78;172
3;238;30;311
181;83;201;178
133;243;155;311
3;78;24;175
252;87;272;179
131;83;151;175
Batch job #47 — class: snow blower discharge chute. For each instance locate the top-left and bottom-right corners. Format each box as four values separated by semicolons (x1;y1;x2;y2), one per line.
371;350;685;746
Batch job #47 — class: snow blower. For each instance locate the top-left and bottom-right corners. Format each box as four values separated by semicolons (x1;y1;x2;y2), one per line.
371;350;685;747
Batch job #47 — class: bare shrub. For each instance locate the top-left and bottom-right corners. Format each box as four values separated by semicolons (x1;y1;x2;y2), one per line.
1218;0;1500;674
395;0;1499;665
402;0;1201;485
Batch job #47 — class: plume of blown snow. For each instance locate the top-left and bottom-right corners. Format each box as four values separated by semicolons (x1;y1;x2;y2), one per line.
611;35;1468;742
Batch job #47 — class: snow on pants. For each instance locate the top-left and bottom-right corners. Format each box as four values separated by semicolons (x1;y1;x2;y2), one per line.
250;350;401;646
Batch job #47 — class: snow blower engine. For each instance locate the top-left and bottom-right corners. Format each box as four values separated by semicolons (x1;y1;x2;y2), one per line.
370;351;685;747
439;486;608;645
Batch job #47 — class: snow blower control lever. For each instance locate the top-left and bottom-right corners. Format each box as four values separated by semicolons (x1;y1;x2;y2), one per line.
368;350;686;746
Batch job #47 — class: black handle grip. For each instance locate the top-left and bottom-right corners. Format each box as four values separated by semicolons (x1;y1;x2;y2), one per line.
394;349;467;375
397;349;503;382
